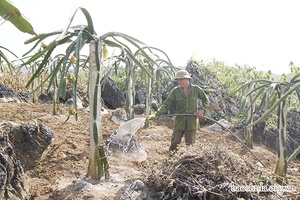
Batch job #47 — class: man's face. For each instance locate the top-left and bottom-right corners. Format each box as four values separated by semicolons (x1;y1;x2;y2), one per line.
176;78;189;87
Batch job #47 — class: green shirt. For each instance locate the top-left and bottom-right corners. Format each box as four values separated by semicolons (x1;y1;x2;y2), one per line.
155;84;209;130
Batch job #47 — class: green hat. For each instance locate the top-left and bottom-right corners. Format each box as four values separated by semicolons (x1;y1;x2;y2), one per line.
174;70;191;80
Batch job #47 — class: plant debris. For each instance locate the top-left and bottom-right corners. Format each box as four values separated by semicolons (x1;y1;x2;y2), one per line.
146;142;289;200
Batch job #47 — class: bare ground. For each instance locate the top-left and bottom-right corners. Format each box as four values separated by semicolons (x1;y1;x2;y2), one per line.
0;102;299;199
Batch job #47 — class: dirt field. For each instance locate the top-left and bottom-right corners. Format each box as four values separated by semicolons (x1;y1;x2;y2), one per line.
0;102;299;199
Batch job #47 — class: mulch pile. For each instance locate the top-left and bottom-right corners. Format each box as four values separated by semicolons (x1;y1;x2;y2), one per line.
146;142;290;200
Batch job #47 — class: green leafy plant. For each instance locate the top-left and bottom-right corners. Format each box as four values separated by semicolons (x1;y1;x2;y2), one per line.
229;73;300;179
21;7;174;181
0;0;36;35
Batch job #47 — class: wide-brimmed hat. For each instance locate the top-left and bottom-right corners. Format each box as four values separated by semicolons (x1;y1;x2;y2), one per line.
174;70;191;80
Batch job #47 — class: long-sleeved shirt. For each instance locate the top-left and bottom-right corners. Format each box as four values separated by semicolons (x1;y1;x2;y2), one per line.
155;84;209;130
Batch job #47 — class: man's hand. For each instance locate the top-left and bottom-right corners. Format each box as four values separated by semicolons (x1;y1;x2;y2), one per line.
146;114;156;121
195;110;205;119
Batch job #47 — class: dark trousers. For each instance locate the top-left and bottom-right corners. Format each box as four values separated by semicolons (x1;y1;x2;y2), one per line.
169;128;196;154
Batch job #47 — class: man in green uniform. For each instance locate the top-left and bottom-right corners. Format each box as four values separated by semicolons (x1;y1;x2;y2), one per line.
147;69;209;154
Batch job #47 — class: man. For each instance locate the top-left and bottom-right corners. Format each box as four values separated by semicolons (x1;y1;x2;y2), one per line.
147;69;209;154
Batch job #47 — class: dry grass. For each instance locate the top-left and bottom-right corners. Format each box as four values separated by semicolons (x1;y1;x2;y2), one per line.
0;66;88;97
